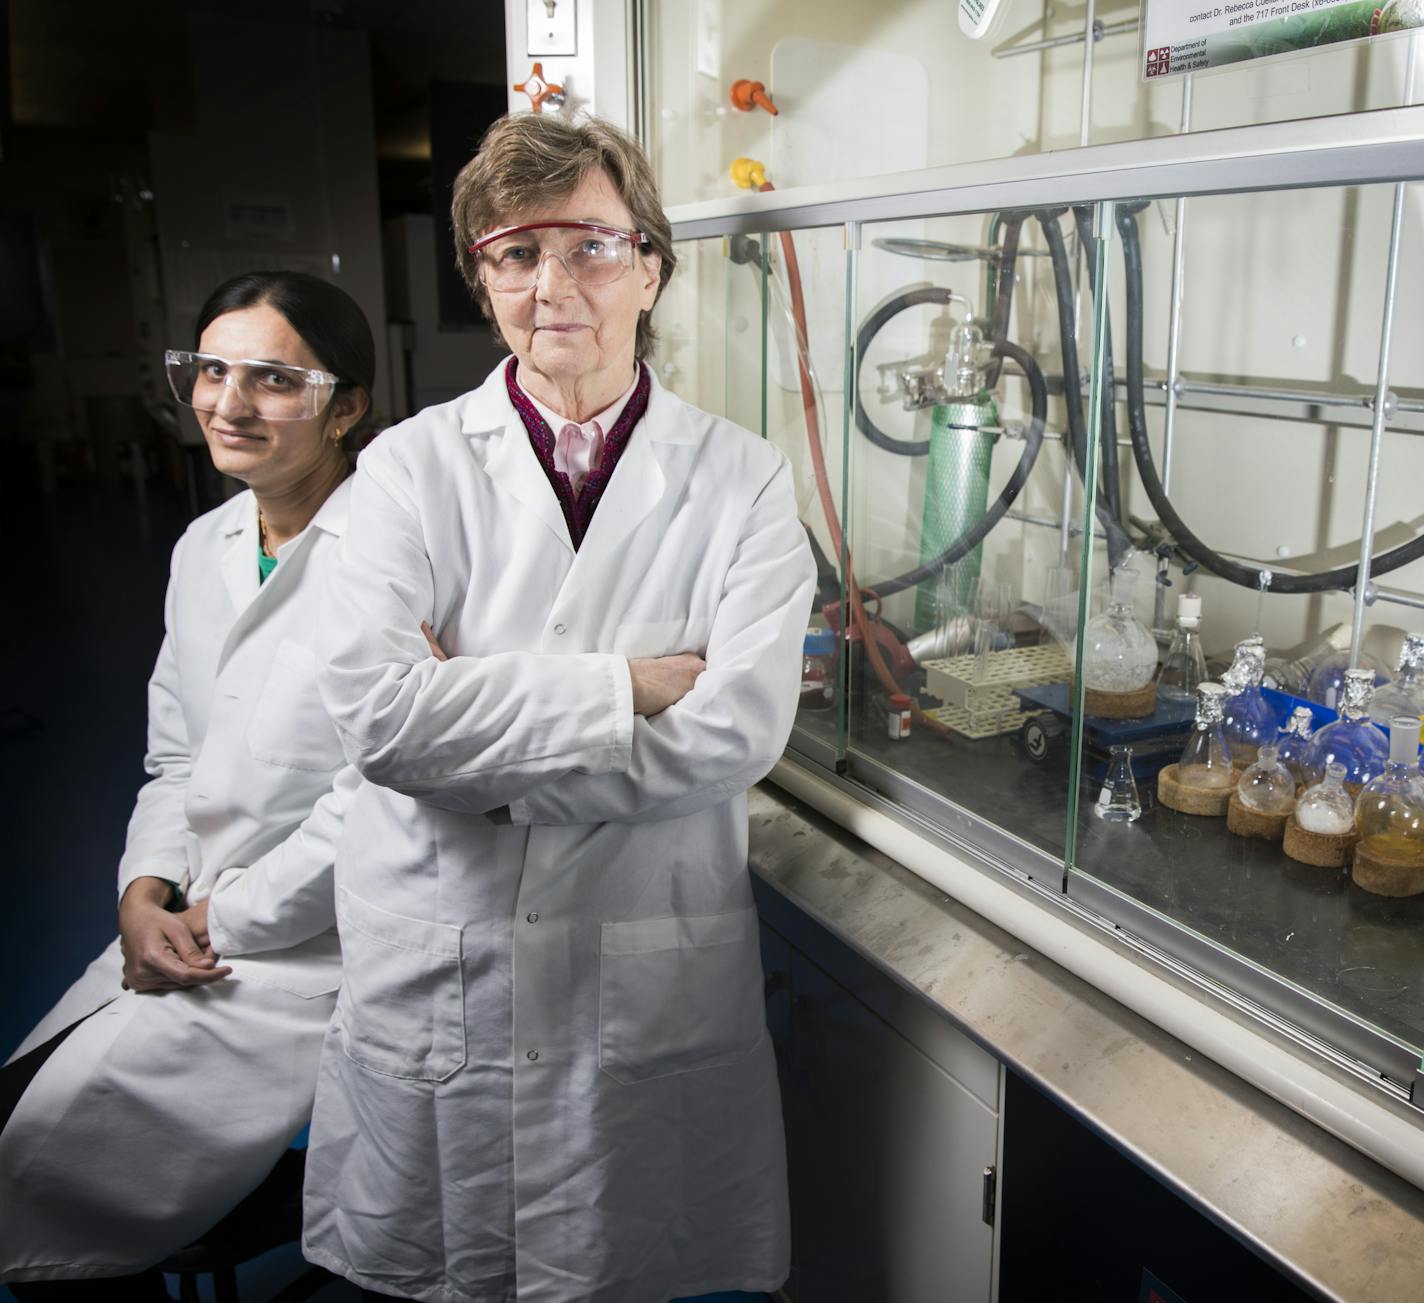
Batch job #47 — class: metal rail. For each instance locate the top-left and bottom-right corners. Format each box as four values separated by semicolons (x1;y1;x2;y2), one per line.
665;107;1424;241
1350;33;1420;666
993;17;1139;60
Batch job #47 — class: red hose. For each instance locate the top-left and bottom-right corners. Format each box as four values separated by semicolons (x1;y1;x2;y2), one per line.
762;182;951;738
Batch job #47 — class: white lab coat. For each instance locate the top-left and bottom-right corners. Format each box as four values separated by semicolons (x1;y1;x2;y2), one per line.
0;482;355;1283
301;360;816;1303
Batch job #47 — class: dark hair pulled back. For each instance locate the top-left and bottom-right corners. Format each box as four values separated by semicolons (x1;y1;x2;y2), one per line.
194;271;376;434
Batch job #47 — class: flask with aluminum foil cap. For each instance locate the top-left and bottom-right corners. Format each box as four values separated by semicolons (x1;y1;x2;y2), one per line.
1179;682;1234;789
1301;668;1389;787
1368;633;1424;728
1274;706;1316;785
1220;635;1282;764
1306;647;1389;710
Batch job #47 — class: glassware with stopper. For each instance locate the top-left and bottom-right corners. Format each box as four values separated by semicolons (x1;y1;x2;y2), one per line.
1220;635;1282;764
1367;633;1424;728
1096;745;1142;823
1351;716;1424;896
1294;762;1356;836
1274;706;1315;786
1179;682;1235;789
1236;744;1297;815
1300;667;1390;787
1081;566;1158;714
1306;648;1389;710
1157;591;1207;702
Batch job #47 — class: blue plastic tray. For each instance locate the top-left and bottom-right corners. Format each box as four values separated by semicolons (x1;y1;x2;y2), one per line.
1013;682;1197;741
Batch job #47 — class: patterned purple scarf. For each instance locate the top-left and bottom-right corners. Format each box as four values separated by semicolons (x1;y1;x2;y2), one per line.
505;359;652;549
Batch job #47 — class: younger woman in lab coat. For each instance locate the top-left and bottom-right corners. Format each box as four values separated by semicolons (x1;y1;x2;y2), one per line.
0;271;372;1296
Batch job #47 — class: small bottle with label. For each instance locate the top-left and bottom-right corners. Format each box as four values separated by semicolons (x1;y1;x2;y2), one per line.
800;629;837;712
887;693;913;741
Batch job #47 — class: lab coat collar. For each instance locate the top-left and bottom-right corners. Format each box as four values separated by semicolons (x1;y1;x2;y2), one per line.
460;358;701;557
217;477;351;615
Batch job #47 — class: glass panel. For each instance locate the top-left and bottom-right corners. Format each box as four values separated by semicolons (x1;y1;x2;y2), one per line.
830;204;1087;867
1069;183;1424;1066
660;230;851;763
757;224;853;764
644;2;1424;208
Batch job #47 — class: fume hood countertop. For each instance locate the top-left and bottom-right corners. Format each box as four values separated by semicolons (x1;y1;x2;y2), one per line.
747;778;1424;1303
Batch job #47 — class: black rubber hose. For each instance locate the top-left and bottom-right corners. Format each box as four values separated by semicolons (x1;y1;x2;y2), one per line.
1037;210;1136;569
984;214;1024;388
1072;205;1123;530
869;338;1048;599
1115;205;1424;594
853;287;957;456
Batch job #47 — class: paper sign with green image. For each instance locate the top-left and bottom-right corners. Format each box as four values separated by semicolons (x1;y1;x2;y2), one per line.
1141;0;1423;82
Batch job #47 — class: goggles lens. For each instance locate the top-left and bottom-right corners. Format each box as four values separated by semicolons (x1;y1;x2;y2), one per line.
164;351;337;421
473;222;647;291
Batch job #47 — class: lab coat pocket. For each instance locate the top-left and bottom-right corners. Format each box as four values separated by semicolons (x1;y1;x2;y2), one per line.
599;906;765;1085
246;639;345;771
335;887;466;1082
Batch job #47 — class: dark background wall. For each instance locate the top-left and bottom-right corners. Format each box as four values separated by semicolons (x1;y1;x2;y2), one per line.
0;0;508;1058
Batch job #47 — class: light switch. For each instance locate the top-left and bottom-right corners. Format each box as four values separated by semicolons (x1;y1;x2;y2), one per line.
527;0;576;57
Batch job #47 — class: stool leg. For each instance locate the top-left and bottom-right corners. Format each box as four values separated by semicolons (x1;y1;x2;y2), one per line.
178;1273;201;1303
213;1264;239;1303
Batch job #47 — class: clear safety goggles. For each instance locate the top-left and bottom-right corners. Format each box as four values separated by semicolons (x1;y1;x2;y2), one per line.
164;350;340;421
469;221;651;292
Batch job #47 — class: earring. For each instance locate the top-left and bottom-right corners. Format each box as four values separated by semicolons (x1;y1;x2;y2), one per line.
331;427;343;443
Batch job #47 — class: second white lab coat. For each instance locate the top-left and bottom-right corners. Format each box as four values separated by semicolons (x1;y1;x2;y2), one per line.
301;360;816;1302
0;483;354;1282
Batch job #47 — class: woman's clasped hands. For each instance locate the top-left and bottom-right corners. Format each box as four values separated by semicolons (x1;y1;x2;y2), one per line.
118;877;232;991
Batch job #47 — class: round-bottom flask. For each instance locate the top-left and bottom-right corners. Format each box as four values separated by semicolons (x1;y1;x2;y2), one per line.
1352;717;1424;896
1220;636;1281;765
1295;763;1355;836
1237;744;1296;815
1082;567;1158;695
1301;667;1389;787
1367;634;1424;728
1306;649;1389;710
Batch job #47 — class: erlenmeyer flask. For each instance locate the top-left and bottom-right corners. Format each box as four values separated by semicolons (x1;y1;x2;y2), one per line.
1096;745;1142;823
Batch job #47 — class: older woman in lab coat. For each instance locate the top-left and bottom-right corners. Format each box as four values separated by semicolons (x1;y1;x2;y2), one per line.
0;271;372;1295
301;114;816;1303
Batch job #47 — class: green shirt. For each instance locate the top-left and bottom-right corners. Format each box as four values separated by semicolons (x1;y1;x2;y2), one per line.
258;549;278;584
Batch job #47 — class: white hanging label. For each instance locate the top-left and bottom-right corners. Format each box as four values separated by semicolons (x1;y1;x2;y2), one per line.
959;0;1007;40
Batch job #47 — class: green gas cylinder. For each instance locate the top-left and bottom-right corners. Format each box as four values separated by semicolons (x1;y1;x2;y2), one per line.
912;391;998;632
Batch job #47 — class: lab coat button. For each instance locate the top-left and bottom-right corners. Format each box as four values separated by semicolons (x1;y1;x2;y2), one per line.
526;1050;540;1061
553;623;566;635
526;912;539;923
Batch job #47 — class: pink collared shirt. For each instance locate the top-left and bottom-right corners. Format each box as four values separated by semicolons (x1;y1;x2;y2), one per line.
522;368;640;499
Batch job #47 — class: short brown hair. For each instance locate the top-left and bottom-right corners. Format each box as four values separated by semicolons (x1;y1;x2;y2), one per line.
451;114;677;362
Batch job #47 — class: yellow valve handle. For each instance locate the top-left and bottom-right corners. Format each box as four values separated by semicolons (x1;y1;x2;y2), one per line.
730;157;768;190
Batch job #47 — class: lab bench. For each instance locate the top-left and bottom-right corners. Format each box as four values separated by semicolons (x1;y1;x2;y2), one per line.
747;779;1424;1303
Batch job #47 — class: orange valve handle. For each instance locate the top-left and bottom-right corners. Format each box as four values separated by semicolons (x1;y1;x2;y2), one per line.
730;79;779;115
514;62;564;113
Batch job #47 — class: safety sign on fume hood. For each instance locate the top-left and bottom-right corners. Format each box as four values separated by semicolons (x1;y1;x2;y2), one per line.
1140;0;1423;81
